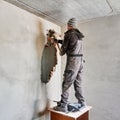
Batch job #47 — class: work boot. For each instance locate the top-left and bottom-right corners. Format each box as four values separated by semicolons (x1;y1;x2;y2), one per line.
68;103;81;112
54;102;68;113
81;102;86;107
78;102;86;109
56;101;61;106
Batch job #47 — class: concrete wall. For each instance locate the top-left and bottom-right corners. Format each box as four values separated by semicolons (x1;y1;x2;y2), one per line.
61;15;120;120
1;0;120;120
0;1;61;120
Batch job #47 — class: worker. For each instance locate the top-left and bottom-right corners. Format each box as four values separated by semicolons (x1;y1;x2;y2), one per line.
54;18;86;112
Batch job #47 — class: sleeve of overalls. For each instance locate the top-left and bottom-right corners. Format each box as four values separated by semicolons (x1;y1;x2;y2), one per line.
60;33;70;56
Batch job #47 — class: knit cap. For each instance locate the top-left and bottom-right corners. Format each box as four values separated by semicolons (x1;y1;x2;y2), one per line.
67;18;77;28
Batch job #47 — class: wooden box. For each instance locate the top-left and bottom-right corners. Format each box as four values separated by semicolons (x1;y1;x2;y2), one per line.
49;106;92;120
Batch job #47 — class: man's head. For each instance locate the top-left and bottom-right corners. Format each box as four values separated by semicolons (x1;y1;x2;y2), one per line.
67;18;77;30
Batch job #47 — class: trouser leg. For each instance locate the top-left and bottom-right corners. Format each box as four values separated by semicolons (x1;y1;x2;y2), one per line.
61;57;81;104
61;70;74;103
74;64;85;103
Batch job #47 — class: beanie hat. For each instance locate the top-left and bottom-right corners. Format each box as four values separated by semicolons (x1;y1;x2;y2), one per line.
67;18;77;28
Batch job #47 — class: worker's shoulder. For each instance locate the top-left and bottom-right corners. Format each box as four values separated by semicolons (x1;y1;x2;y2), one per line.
64;29;75;37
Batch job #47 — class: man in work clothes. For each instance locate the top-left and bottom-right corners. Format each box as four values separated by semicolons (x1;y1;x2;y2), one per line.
54;18;86;112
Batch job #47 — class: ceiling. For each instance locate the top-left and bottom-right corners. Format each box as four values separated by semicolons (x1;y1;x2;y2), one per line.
4;0;120;26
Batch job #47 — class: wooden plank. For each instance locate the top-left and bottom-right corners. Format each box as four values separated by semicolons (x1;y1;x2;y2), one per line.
77;111;88;120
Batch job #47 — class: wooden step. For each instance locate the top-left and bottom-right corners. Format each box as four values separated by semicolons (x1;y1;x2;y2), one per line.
49;106;92;120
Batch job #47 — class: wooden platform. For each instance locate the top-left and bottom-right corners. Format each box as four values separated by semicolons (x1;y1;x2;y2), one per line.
49;106;92;120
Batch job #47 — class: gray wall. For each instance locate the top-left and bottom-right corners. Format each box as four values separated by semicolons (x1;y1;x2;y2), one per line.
0;1;61;120
62;15;120;120
1;1;120;120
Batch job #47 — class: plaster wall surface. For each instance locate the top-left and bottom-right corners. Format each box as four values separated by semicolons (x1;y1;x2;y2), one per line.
1;0;120;120
61;15;120;120
0;1;61;120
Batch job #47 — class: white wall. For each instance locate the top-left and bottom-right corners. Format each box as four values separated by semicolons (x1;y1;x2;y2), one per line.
0;1;61;120
61;15;120;120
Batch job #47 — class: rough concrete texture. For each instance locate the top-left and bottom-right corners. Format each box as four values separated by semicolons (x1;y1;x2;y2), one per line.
5;0;120;25
41;29;60;84
0;1;61;120
41;45;57;83
1;0;120;120
61;14;120;120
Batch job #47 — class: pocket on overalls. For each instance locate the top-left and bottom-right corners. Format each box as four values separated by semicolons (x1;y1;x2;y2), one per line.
62;70;74;90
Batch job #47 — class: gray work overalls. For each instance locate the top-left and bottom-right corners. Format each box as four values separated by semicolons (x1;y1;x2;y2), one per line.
60;28;85;104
